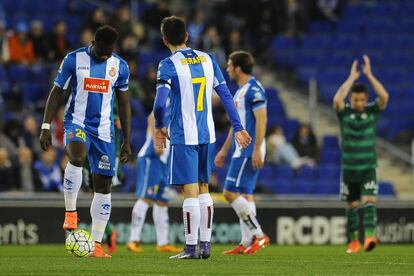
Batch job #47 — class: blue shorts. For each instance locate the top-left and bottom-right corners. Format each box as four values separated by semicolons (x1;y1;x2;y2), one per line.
135;156;169;202
224;157;259;195
64;123;116;177
168;143;215;185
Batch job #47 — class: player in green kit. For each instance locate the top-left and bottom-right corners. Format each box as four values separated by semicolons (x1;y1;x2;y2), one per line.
333;55;389;254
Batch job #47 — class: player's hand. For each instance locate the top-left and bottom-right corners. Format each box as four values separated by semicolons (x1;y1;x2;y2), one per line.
214;149;228;168
235;130;252;149
39;129;52;151
362;55;373;77
252;148;264;170
120;143;132;163
154;147;164;156
349;59;360;81
154;128;168;150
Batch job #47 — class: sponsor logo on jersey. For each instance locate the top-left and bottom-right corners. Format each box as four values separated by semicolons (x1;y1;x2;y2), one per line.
98;155;110;170
180;56;206;65
226;176;236;182
77;66;89;70
109;66;117;77
83;77;110;93
67;131;74;140
253;92;264;102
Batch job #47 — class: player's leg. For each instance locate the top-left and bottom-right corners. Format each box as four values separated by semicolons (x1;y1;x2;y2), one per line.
198;143;215;259
341;172;362;254
361;169;379;252
128;198;151;253
62;125;89;230
153;200;181;253
128;157;152;253
88;138;116;258
103;221;117;253
169;145;201;259
153;166;181;253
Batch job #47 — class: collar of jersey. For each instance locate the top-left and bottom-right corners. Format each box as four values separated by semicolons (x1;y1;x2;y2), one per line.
173;47;192;54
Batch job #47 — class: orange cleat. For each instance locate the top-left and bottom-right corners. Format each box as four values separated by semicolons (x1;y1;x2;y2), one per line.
91;243;112;258
62;211;78;231
105;230;117;253
156;244;182;253
222;245;247;255
364;237;378;252
127;241;144;253
346;240;362;254
243;234;270;254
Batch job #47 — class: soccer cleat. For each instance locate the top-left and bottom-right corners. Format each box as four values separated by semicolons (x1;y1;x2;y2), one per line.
199;241;211;259
62;211;78;231
105;230;117;253
222;245;247;255
346;240;362;254
90;243;112;258
127;241;144;253
156;244;182;253
169;245;200;259
364;237;378;252
243;234;270;254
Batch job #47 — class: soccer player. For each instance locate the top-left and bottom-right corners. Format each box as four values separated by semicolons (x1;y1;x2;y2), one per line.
153;16;251;259
333;55;389;253
127;112;181;254
215;51;270;255
39;25;132;258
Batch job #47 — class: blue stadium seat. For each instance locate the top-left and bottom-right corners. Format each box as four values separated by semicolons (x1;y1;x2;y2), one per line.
378;181;396;196
322;136;339;149
274;165;294;179
316;164;340;180
291;179;312;194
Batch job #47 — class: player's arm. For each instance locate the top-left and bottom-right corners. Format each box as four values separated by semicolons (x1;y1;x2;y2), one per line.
210;54;251;148
362;55;389;110
252;107;267;170
40;86;65;151
153;83;170;150
333;60;360;111
40;54;73;151
214;128;233;168
147;112;163;155
116;89;132;163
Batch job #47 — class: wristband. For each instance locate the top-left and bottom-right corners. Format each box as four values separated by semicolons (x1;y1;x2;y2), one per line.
41;123;51;130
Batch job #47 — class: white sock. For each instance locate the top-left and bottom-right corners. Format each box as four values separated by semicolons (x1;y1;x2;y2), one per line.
240;201;256;246
240;218;253;247
153;204;169;246
90;193;111;243
231;196;263;237
183;198;200;245
249;201;257;216
129;199;149;242
199;193;214;242
63;162;83;211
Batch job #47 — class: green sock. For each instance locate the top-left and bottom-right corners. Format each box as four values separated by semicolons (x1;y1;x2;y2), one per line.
104;222;113;237
346;207;359;241
363;204;377;237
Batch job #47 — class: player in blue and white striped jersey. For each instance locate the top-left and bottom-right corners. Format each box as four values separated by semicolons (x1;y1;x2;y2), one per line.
39;26;132;258
152;16;252;259
215;51;270;255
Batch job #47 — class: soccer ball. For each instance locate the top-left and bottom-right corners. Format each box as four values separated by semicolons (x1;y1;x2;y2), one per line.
65;229;95;257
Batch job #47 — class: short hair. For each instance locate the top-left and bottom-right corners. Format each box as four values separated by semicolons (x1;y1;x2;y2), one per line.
94;25;118;46
229;51;254;74
350;83;368;94
160;16;186;46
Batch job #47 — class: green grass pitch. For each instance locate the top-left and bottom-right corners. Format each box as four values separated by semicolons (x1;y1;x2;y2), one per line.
1;244;414;275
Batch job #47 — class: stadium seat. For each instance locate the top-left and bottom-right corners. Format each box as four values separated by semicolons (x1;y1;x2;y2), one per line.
378;181;396;196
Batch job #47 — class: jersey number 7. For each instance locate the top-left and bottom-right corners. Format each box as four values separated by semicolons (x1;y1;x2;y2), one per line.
192;76;206;112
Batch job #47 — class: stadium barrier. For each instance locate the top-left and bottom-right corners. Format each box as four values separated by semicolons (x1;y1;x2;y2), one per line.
1;194;413;245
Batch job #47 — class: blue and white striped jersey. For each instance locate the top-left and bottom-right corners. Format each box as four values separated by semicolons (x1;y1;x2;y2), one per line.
157;48;226;145
54;46;129;143
232;77;267;158
138;102;171;164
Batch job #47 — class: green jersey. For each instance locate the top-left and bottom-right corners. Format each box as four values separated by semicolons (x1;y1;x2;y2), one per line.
337;101;382;171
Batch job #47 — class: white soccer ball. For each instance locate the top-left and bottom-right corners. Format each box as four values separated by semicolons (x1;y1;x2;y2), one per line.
65;229;95;257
